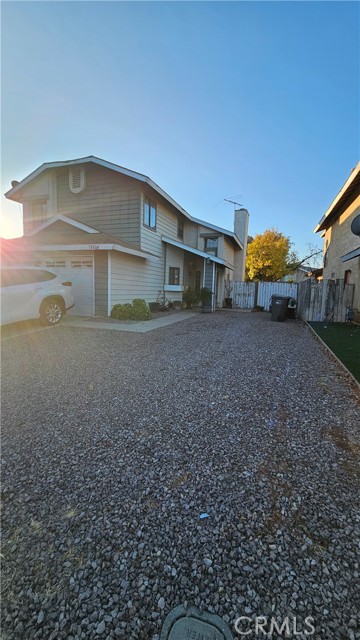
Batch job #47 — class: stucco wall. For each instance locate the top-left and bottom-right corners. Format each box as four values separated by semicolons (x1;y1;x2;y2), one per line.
323;196;360;312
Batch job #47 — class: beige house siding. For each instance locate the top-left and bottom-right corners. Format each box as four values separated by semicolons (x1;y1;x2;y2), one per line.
140;190;180;253
183;221;198;249
22;173;57;235
218;237;235;304
323;197;360;311
164;245;185;301
233;245;245;281
138;190;185;301
110;251;162;308
223;237;235;267
32;220;89;240
94;251;108;316
197;225;211;252
56;165;141;245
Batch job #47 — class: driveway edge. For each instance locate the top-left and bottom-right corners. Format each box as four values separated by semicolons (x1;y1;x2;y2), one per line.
62;311;199;333
306;321;360;390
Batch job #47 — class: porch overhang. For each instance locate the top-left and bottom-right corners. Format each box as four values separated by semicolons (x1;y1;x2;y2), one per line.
161;235;229;267
28;243;154;260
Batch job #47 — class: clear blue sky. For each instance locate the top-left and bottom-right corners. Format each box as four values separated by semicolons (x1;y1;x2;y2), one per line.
1;1;359;260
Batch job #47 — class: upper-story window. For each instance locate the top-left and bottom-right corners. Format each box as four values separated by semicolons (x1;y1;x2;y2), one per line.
143;197;156;229
177;219;184;240
204;237;218;256
69;168;86;194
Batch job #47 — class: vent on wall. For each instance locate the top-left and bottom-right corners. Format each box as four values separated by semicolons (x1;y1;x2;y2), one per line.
69;168;86;194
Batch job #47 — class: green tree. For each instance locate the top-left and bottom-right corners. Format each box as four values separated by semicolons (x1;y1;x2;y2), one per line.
246;229;297;281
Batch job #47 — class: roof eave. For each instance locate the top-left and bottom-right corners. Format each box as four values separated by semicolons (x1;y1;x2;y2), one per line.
4;155;240;243
315;162;360;233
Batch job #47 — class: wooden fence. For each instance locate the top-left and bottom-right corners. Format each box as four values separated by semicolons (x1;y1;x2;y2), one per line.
232;281;298;311
232;282;256;308
297;279;355;322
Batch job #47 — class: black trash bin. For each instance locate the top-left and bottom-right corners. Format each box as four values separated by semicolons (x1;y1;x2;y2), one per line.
271;295;290;322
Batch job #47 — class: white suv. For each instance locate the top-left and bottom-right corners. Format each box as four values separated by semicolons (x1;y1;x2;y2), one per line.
0;266;75;326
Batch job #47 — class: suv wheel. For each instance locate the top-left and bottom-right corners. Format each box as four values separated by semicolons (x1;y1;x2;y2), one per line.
40;298;64;325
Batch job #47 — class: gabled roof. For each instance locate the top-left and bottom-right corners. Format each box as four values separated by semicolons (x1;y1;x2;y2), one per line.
315;162;360;233
192;215;243;249
1;216;157;260
5;155;243;248
27;214;100;236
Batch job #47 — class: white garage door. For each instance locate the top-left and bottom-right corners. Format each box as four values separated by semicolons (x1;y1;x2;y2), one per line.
38;256;94;317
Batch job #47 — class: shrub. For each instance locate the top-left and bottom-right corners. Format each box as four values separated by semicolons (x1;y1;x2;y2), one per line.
200;287;212;304
183;287;199;308
131;299;151;320
111;299;151;321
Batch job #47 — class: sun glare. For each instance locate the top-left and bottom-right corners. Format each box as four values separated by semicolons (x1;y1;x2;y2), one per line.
0;204;23;239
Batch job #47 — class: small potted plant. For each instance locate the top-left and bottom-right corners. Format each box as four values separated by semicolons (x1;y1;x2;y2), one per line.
200;287;213;313
183;287;198;309
224;276;233;308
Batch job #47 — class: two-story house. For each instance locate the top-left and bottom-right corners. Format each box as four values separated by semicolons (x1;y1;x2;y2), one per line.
4;156;249;317
315;162;360;318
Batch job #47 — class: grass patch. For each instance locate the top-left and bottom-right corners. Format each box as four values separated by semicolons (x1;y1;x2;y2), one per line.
309;322;360;382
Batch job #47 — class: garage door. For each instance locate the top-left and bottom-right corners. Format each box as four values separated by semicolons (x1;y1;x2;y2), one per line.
38;257;94;317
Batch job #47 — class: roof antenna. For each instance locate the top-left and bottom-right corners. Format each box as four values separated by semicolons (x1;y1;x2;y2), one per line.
224;198;243;209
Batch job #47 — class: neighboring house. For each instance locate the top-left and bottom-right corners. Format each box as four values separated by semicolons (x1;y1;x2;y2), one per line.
281;265;323;283
315;162;360;317
281;266;311;284
4;156;249;316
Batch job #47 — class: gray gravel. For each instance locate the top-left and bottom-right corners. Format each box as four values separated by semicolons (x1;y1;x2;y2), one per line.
1;311;359;640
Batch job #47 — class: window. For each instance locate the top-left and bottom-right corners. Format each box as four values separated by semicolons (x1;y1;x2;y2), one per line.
177;219;184;240
69;168;86;194
143;197;156;229
204;237;218;256
169;267;180;285
45;260;66;268
71;259;93;268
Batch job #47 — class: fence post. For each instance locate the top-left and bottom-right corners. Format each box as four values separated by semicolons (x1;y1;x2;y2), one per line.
254;281;259;307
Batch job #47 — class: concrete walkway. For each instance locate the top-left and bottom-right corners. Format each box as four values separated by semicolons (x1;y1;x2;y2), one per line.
63;310;199;333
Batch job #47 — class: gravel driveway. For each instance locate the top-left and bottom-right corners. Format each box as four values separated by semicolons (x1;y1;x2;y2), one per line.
1;311;359;640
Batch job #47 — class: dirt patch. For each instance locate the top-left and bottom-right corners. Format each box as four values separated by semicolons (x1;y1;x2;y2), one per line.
327;426;360;456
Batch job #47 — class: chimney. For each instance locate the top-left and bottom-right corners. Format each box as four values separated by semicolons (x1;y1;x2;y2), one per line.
233;208;249;281
234;208;249;246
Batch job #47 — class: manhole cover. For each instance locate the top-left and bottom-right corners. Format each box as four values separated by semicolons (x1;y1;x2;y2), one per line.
160;604;233;640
